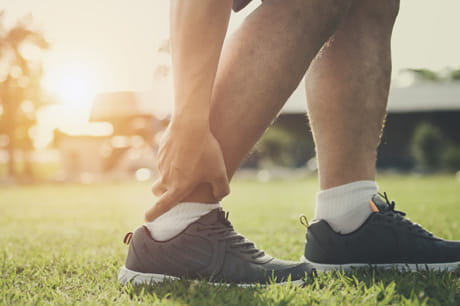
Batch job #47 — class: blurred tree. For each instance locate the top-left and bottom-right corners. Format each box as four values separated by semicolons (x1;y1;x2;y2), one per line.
256;127;297;167
0;12;49;180
153;39;170;80
405;68;460;83
153;64;169;80
406;68;441;82
449;69;460;81
410;122;446;172
442;146;460;172
157;38;170;54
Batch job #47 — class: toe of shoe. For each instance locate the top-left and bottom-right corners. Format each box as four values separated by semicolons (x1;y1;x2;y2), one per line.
266;259;313;281
440;240;460;262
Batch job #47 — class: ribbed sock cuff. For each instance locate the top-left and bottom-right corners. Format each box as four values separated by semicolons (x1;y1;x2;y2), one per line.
145;202;220;241
315;180;377;234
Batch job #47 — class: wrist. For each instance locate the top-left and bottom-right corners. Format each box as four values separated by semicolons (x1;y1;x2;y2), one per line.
170;112;210;132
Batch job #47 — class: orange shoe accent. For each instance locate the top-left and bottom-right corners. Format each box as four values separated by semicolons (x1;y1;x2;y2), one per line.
123;232;133;245
369;200;380;212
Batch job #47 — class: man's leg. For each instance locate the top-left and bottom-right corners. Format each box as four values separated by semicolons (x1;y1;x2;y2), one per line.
306;0;398;190
120;0;355;286
183;0;353;203
148;0;353;241
303;0;460;272
305;0;399;234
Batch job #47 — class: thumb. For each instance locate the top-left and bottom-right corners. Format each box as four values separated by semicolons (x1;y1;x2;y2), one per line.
151;179;167;197
144;187;186;222
210;175;230;201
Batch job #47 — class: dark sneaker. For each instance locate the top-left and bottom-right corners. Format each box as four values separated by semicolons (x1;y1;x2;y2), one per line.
302;193;460;272
119;208;311;286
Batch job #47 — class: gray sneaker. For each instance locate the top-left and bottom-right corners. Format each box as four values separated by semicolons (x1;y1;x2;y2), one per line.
119;208;311;286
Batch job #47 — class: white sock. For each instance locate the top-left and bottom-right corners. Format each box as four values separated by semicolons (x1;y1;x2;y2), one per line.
314;180;377;234
145;202;220;241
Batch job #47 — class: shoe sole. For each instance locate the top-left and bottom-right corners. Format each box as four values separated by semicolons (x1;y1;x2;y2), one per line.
301;256;460;272
118;266;305;287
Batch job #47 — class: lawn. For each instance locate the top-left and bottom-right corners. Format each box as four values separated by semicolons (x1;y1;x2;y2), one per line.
1;175;460;305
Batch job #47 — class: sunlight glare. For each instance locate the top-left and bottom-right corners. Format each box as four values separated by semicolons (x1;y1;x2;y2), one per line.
42;62;97;113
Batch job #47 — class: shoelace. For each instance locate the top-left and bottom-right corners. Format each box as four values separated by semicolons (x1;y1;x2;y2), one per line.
380;192;433;237
204;211;265;259
380;192;406;216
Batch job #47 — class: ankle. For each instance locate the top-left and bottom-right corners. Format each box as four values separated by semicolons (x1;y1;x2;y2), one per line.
181;183;220;203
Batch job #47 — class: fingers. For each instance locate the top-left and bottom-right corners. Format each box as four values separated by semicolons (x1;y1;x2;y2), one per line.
145;187;188;222
211;174;230;201
151;179;167;196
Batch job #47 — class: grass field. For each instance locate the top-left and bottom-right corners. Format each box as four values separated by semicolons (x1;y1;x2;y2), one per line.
1;175;460;305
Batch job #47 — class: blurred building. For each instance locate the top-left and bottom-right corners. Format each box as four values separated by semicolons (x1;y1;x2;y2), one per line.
54;133;109;181
54;91;169;182
271;82;460;170
53;83;460;180
380;84;460;169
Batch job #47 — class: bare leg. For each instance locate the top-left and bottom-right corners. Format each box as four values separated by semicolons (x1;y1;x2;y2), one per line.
305;0;399;190
183;0;353;203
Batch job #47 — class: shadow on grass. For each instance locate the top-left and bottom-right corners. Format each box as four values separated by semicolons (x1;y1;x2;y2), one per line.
121;278;296;306
304;268;460;305
120;269;460;305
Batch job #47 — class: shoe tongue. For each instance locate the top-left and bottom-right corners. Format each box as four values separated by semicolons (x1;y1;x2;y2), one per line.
369;194;389;212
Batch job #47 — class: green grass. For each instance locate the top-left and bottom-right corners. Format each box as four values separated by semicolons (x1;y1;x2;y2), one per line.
1;175;460;305
0;162;60;181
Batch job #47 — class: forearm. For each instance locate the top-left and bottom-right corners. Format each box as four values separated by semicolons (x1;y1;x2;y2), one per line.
170;0;232;127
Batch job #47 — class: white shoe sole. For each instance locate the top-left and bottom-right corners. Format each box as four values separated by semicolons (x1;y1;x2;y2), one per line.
118;266;180;285
301;256;460;272
118;266;305;287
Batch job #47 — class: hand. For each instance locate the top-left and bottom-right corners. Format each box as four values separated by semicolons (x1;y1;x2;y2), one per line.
145;121;229;221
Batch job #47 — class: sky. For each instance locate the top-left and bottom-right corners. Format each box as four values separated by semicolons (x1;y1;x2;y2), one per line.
2;0;460;142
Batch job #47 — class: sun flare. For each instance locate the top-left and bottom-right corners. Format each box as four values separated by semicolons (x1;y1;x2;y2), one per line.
38;62;106;138
42;62;97;112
